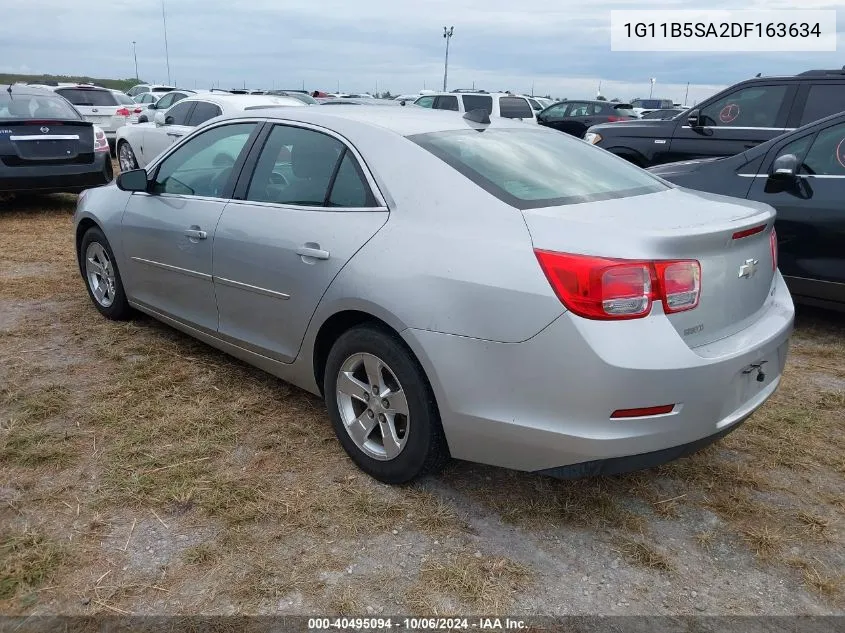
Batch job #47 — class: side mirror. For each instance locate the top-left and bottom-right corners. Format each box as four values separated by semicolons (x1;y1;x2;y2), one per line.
154;111;166;126
536;113;545;123
147;103;156;110
770;153;799;180
687;109;702;128
116;169;149;192
164;115;175;125
399;100;406;106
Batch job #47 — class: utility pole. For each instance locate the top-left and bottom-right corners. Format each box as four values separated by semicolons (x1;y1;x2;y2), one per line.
649;77;656;98
132;41;139;81
684;82;690;105
442;26;454;92
161;0;171;85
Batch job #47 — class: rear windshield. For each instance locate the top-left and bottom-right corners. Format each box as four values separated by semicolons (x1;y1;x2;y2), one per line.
612;105;637;116
56;88;119;106
152;87;176;93
409;128;667;209
0;92;81;120
113;92;135;105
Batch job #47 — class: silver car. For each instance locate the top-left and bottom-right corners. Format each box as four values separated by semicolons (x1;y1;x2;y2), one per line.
73;107;794;484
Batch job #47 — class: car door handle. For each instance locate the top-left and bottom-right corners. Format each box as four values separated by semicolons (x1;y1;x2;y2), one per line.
167;132;183;138
296;245;330;260
185;229;207;240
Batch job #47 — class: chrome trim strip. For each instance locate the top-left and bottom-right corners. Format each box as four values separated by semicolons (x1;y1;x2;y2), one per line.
214;276;290;299
130;256;212;280
9;134;80;141
223;199;387;213
737;173;845;179
680;126;793;132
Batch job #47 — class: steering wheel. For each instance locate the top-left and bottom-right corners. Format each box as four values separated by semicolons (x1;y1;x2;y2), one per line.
269;171;288;186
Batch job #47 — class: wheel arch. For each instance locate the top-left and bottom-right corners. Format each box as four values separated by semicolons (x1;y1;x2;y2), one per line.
605;146;650;167
75;218;102;272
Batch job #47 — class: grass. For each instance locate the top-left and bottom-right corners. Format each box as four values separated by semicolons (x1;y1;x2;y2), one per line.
0;527;67;599
615;536;674;572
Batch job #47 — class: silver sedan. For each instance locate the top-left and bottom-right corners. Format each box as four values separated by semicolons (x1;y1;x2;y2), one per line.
73;106;794;484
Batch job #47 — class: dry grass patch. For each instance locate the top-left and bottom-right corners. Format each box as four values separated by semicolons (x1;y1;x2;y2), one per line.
615;536;673;572
410;553;532;614
741;526;786;558
0;527;67;600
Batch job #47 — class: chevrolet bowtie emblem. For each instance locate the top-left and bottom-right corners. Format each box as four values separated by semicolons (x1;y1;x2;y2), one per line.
738;258;759;279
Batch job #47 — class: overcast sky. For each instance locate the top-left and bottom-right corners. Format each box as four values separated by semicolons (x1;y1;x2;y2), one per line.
2;0;843;103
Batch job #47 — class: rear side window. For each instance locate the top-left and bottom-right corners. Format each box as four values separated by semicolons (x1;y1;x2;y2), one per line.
799;84;845;126
410;128;667;209
328;152;377;207
699;85;788;128
433;95;459;111
56;88;119;106
499;97;533;119
462;95;493;114
0;93;80;120
187;101;222;126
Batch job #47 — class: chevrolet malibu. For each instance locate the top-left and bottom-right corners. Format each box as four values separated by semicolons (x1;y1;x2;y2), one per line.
73;106;794;484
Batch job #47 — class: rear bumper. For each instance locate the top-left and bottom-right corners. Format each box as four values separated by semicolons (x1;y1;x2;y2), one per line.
402;272;795;474
0;153;113;194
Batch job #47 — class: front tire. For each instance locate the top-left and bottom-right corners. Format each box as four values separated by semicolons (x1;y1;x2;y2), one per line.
117;141;139;172
324;326;448;484
80;227;133;320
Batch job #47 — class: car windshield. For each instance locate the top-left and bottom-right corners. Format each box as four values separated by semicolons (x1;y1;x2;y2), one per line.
410;128;668;209
55;88;119;106
0;92;81;120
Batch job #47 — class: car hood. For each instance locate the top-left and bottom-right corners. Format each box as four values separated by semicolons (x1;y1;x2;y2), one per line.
588;119;676;137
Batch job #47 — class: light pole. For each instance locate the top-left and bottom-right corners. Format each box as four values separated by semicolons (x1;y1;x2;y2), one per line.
649;77;656;98
132;41;139;81
442;26;454;92
161;0;171;85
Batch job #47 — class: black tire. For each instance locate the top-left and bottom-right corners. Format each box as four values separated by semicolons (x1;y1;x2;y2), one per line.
79;227;133;320
323;325;449;484
117;141;139;172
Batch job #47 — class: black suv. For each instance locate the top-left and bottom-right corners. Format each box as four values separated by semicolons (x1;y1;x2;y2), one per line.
584;69;845;167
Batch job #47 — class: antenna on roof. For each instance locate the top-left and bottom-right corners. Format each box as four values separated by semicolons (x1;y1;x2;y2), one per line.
463;108;490;124
6;84;12;94
755;72;762;77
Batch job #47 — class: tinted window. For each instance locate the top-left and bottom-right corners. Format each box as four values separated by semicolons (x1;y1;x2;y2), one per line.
632;99;673;109
499;97;533;119
152;123;256;197
113;92;135;105
414;96;435;108
462;95;493;114
154;92;177;110
165;101;195;126
565;102;590;117
187;101;222;126
410;128;667;209
55;88;119;106
328;152;376;207
799;84;845;126
246;125;344;206
433;95;459;111
151;87;175;93
699;85;788;128
541;103;568;120
800;123;845;176
612;105;638;117
776;134;815;172
0;93;80;120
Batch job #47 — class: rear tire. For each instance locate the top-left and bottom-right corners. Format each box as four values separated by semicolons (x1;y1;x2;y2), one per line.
80;227;133;321
324;326;449;484
117;141;139;172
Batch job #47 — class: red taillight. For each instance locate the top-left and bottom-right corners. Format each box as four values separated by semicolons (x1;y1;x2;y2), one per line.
770;227;778;271
534;250;701;320
611;404;675;419
93;127;109;153
133;107;143;114
607;116;627;122
732;224;767;240
115;108;131;117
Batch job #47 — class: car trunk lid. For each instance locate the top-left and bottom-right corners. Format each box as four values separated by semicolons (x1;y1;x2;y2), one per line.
0;120;94;165
522;187;777;347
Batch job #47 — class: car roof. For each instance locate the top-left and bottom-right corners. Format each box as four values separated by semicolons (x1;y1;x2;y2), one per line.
219;103;535;136
418;92;527;98
2;84;64;97
178;93;306;110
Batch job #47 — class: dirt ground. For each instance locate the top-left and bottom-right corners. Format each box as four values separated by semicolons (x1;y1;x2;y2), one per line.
1;193;843;617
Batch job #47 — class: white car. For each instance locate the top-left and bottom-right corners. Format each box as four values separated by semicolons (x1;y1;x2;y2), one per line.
135;89;199;123
30;83;138;153
411;91;537;122
126;83;177;98
115;93;306;171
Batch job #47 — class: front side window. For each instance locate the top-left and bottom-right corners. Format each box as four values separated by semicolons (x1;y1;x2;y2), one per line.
462;95;493;114
799;84;845;126
498;97;534;119
699;85;788;128
540;103;569;120
410;128;667;209
55;88;119;107
246;125;344;206
799;123;845;176
414;96;434;108
187;101;222;126
151;123;256;197
164;101;195;126
565;102;589;117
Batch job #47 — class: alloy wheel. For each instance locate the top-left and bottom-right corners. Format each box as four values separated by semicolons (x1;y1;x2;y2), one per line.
85;242;116;308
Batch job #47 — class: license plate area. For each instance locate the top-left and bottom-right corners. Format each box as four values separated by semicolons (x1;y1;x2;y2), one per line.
12;138;79;160
720;341;788;421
